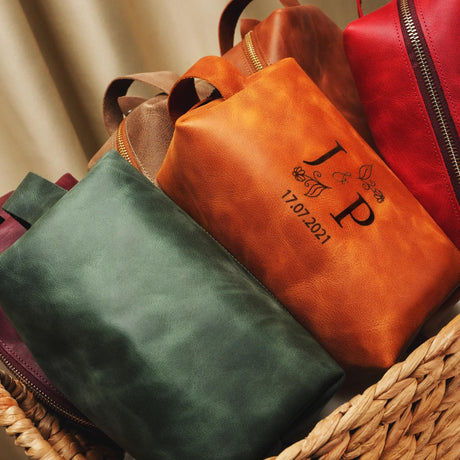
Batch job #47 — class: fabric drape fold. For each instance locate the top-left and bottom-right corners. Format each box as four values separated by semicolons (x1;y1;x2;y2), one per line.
0;0;387;193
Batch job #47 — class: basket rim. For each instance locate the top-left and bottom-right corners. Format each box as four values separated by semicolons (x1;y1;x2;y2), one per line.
266;313;460;459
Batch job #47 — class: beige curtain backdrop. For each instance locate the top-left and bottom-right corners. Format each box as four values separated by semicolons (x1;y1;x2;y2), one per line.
0;0;389;193
0;0;391;458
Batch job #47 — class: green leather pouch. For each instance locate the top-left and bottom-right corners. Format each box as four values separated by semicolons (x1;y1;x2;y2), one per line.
0;151;343;460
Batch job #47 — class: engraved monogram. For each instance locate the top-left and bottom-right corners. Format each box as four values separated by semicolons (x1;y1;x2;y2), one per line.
332;164;385;203
288;140;385;230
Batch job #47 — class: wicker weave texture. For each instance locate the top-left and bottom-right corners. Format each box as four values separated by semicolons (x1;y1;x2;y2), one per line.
1;314;459;460
268;314;460;460
0;372;123;460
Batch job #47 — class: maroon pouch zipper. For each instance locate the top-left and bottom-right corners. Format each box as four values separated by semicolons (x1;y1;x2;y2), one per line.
0;309;95;428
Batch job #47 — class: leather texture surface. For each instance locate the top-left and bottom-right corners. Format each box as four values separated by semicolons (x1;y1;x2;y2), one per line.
89;94;174;185
88;72;178;185
3;173;67;227
88;73;214;186
0;174;84;422
101;71;179;135
343;0;460;248
0;191;24;252
220;0;375;146
158;56;460;369
0;152;343;460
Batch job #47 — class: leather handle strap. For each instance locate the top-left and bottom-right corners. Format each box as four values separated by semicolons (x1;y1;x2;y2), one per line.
2;173;67;228
218;0;300;55
168;56;246;124
356;0;364;17
103;71;179;134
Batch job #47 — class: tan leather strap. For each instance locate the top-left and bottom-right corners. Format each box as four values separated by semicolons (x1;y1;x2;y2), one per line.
168;56;245;124
280;0;301;6
103;71;179;134
218;0;300;55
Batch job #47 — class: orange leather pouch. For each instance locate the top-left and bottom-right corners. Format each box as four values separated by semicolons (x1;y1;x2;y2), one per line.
157;56;460;369
218;0;374;146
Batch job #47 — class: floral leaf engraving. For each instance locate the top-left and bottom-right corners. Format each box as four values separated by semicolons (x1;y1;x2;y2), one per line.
374;189;385;203
292;166;306;182
355;164;385;203
303;171;331;198
291;167;331;198
359;164;373;181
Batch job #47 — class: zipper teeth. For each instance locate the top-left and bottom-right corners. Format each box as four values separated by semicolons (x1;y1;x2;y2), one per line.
116;119;133;166
244;31;264;72
400;0;460;184
0;350;96;428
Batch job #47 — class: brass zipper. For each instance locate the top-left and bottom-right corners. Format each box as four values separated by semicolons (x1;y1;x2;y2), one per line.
0;349;96;429
399;0;460;192
116;118;140;170
244;30;265;72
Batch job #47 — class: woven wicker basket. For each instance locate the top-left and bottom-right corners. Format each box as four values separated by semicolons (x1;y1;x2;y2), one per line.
1;314;459;460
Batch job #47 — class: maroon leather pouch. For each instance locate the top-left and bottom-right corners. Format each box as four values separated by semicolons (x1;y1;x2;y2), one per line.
0;174;95;427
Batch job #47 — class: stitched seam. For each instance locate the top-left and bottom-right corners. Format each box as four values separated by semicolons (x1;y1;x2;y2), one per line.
156;185;296;318
416;0;460;224
252;29;271;67
0;338;56;388
395;2;460;226
239;41;254;75
125;112;155;183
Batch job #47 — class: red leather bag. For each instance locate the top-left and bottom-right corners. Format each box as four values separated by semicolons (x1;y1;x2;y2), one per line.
219;0;374;146
157;55;460;369
343;0;460;248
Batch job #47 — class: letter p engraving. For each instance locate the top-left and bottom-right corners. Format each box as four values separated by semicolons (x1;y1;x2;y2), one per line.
330;193;375;228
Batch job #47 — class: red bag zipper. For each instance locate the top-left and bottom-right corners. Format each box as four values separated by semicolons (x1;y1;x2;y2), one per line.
398;0;460;200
